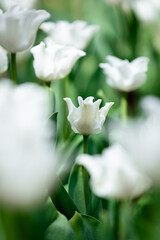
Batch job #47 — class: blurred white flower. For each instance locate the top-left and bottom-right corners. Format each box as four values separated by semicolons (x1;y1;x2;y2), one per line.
131;0;160;23
40;20;99;50
0;0;37;10
0;46;8;73
111;97;160;183
140;95;160;117
77;144;151;199
64;96;114;136
30;41;86;82
99;56;149;92
0;5;50;53
0;79;56;208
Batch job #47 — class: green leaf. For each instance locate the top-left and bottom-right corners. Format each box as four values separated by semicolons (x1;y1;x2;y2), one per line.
58;134;82;184
45;212;74;240
50;176;79;220
87;194;101;218
0;199;58;240
69;164;86;214
69;212;100;240
49;112;58;143
96;211;111;240
43;197;58;228
50;112;58;122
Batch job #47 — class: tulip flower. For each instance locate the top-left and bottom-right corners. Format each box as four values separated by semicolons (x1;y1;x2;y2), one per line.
77;144;151;199
0;46;8;74
30;41;86;82
99;56;149;92
0;5;50;53
0;79;56;208
64;96;114;136
40;20;99;50
0;0;37;10
111;97;160;184
131;0;160;23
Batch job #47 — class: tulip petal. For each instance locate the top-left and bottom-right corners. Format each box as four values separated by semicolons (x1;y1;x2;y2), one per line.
31;41;86;81
99;102;114;124
31;42;54;81
100;55;149;92
0;5;50;52
77;144;152;199
40;20;99;50
65;96;113;135
64;98;79;133
0;46;8;74
131;56;149;72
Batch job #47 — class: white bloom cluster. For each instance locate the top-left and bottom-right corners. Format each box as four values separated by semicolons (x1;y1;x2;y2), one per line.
0;80;56;208
31;20;99;81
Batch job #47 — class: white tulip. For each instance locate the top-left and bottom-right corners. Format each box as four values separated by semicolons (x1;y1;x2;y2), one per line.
64;96;114;136
131;0;160;23
30;41;86;82
111;99;160;183
0;5;50;53
0;0;37;10
0;79;56;208
99;56;149;92
40;20;99;50
107;0;160;23
77;144;151;199
0;46;8;74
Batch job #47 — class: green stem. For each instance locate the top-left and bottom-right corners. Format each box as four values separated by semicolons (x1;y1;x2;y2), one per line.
50;175;78;220
45;81;51;88
83;135;88;154
83;135;90;213
10;53;17;83
62;77;69;140
0;209;19;240
121;92;127;122
46;82;56;114
112;201;121;240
